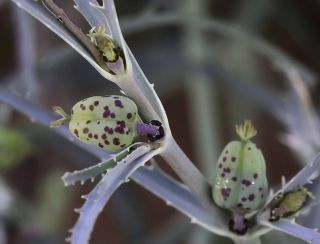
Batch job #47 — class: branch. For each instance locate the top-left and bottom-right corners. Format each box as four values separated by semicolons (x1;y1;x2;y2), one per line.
41;0;107;70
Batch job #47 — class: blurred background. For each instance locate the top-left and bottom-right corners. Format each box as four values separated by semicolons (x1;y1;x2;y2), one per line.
0;0;320;243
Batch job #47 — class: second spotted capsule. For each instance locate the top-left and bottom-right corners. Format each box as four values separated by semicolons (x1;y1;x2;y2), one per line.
212;120;268;215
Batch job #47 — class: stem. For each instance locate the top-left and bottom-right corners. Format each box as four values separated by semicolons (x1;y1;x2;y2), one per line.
233;237;262;244
160;137;212;207
41;0;107;70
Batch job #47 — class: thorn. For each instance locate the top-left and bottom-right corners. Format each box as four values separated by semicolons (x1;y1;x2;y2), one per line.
68;228;73;233
281;175;286;187
80;180;85;185
74;208;80;213
91;177;95;182
89;1;104;9
65;237;71;242
81;195;87;199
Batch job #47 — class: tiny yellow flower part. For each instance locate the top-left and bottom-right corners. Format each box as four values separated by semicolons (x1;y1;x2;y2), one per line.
270;186;314;221
212;120;268;215
87;26;121;63
51;95;164;152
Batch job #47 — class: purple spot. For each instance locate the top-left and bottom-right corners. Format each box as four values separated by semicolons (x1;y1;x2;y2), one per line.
127;113;132;119
231;156;237;162
253;173;258;179
223;168;231;173
94;101;99;106
232;176;237;182
223;157;227;162
248;194;255;201
94;134;98;139
241;197;247;202
101;134;107;140
104;140;110;145
221;188;230;198
115;126;125;134
83;128;89;134
241;179;251;187
115;99;123;108
103;111;111;118
89;105;94;111
88;133;93;138
98;143;104;148
97;121;101;125
111;113;115;118
113;138;120;145
74;129;79;137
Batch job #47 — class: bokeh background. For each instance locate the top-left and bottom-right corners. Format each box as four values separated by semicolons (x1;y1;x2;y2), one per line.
0;0;320;243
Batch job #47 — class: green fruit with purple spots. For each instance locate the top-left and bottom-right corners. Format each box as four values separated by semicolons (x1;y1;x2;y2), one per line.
212;120;268;214
51;95;163;152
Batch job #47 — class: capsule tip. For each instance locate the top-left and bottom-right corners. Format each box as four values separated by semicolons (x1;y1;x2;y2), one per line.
235;120;257;141
50;106;71;128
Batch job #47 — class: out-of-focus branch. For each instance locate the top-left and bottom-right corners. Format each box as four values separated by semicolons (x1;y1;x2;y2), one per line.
13;7;39;100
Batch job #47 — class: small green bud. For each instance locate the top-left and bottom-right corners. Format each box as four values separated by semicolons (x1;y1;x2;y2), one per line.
212;120;268;214
270;186;314;221
87;26;121;63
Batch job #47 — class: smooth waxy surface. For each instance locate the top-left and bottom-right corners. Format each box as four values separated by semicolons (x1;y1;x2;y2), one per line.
212;140;268;214
69;95;139;152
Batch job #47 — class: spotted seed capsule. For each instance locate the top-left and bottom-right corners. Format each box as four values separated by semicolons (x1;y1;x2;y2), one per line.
50;95;164;152
269;186;314;221
212;120;268;215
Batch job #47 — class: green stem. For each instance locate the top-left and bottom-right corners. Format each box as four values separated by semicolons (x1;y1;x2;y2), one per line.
234;237;262;244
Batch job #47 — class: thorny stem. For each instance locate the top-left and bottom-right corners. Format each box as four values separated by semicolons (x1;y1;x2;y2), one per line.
41;0;107;70
161;137;213;208
233;237;262;244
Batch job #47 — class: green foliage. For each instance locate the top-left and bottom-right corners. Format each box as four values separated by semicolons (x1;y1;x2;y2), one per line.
0;126;32;170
